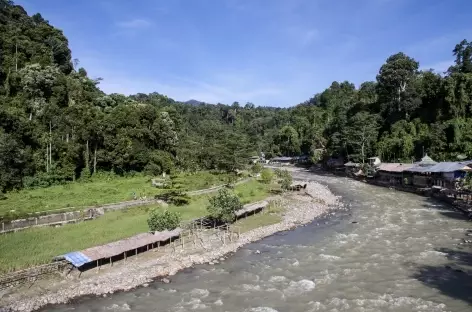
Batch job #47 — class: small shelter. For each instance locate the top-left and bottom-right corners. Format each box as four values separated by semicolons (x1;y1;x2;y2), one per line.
57;228;182;269
270;156;293;165
417;154;437;167
405;155;438;187
344;161;360;175
376;163;415;185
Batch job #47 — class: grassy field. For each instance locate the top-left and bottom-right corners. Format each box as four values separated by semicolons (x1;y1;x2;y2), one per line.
0;171;233;220
0;180;273;273
231;213;282;233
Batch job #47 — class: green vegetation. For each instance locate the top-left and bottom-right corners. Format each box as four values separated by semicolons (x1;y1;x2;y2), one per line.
260;169;274;184
251;163;263;174
0;180;272;273
0;206;151;273
231;213;281;234
3;0;472;198
0;171;232;220
277;170;293;190
207;188;242;223
155;190;190;206
147;209;181;232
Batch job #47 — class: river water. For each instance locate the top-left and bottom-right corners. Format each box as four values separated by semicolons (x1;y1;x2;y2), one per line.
48;172;472;312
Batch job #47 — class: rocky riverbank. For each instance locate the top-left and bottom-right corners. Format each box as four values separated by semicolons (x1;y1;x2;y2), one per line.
0;181;340;312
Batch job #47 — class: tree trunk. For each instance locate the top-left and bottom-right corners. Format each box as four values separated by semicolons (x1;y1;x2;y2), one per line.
46;145;49;173
93;143;97;175
85;140;90;172
49;121;52;170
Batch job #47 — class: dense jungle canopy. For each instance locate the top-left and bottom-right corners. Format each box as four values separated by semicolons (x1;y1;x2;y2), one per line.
1;0;472;192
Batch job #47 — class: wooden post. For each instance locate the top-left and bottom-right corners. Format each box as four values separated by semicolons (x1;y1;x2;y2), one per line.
135;248;138;258
124;252;126;263
97;260;100;272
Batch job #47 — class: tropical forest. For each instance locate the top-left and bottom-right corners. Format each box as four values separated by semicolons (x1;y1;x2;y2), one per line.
1;0;472;195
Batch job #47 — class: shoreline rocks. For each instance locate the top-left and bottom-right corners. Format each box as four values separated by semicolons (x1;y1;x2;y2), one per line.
1;181;339;312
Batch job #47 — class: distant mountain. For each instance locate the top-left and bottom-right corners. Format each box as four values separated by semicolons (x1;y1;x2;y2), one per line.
184;99;206;106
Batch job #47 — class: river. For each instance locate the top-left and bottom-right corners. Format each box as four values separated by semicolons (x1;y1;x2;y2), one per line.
46;171;472;312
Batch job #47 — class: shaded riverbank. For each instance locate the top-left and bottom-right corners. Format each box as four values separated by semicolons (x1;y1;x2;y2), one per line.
0;180;340;312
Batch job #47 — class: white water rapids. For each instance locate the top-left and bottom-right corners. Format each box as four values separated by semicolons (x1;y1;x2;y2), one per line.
46;171;472;312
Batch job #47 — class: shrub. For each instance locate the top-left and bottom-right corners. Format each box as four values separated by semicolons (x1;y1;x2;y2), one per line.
207;188;242;223
273;168;283;178
155;190;190;206
279;170;293;190
251;162;263;174
147;209;181;232
260;168;274;184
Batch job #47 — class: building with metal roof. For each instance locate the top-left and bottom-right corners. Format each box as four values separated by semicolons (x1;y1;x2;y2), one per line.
57;228;182;268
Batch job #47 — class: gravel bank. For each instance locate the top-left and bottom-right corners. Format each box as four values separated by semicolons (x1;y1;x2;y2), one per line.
1;180;340;312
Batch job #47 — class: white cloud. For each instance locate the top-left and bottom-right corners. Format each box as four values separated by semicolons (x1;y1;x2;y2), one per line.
116;19;153;29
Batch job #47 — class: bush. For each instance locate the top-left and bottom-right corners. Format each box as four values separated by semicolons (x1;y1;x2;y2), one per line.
251;163;263;174
260;168;274;184
207;188;242;223
145;151;175;176
155;190;190;206
273;168;283;178
278;170;293;190
147;209;181;232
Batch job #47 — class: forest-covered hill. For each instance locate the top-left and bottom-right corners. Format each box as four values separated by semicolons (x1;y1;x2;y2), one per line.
1;0;472;193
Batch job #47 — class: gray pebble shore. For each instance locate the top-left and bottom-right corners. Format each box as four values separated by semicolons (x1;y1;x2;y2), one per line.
1;181;339;312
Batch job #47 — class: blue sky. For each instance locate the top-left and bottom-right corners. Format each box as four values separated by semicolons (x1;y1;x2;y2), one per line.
17;0;472;107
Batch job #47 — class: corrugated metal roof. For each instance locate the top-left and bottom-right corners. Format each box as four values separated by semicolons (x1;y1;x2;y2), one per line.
235;200;269;217
344;161;360;167
378;163;415;172
61;228;182;267
272;157;293;161
425;162;472;173
405;161;472;173
405;165;433;173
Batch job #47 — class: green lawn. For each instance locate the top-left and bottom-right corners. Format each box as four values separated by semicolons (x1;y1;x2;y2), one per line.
0;171;233;220
0;180;273;273
231;213;282;234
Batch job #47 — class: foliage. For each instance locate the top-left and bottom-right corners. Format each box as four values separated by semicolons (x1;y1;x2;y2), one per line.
155;190;190;206
3;0;472;195
251;162;263;174
0;179;271;272
207;188;242;223
260;168;274;184
278;170;293;190
147;209;181;232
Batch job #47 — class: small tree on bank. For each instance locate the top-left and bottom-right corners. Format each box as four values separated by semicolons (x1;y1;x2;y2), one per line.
147;209;181;232
207;188;242;223
260;168;274;184
279;170;293;190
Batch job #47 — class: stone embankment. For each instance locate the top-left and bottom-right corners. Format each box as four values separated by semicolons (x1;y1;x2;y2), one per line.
0;181;340;312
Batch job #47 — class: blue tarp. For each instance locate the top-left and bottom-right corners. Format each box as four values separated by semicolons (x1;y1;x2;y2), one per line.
63;251;92;267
